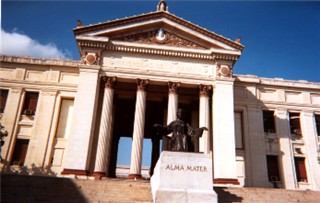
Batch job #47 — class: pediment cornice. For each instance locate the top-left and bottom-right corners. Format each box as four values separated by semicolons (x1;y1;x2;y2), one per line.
77;40;240;62
74;11;244;51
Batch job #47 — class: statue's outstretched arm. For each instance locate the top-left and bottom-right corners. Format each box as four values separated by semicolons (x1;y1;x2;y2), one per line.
190;126;208;138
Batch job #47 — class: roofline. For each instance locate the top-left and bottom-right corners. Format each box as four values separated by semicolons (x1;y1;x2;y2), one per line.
74;11;244;51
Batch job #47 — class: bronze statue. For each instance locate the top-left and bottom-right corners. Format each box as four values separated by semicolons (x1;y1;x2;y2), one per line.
154;108;208;152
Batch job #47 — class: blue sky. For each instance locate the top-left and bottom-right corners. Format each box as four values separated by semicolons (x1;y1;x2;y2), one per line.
2;1;320;82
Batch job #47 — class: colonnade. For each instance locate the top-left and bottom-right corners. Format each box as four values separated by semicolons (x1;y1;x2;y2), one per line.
92;77;212;179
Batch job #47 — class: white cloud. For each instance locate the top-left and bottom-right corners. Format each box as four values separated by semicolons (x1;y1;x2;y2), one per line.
0;29;70;59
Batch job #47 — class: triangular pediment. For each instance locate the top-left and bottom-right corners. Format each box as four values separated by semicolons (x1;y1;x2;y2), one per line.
74;11;244;55
111;30;208;50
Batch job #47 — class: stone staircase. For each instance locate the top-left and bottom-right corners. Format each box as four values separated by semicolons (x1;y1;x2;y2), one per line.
2;173;320;203
1;173;152;203
215;187;320;203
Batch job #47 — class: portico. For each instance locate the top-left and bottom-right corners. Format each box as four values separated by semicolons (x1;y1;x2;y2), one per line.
59;1;243;183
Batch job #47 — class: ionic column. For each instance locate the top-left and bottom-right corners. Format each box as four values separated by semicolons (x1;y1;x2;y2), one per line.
128;79;148;179
275;108;296;189
300;111;320;190
167;82;180;139
199;85;211;154
93;77;116;179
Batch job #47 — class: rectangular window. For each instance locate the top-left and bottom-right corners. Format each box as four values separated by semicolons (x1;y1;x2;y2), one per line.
315;114;320;137
56;99;74;139
11;139;29;166
234;112;243;149
263;110;276;133
294;157;308;182
266;155;280;182
289;112;301;135
0;89;9;113
22;92;39;116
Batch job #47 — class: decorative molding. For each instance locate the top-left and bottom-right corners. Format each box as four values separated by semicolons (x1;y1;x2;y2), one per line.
301;111;314;118
102;76;117;89
137;79;149;91
73;12;244;51
10;87;23;94
76;43;240;61
157;0;168;11
80;51;101;65
114;30;206;49
199;84;212;96
275;108;288;116
0;55;79;67
105;44;215;60
216;64;233;78
168;81;180;93
41;89;58;96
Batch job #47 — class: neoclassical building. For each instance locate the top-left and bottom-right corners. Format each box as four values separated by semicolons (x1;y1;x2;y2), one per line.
1;0;320;191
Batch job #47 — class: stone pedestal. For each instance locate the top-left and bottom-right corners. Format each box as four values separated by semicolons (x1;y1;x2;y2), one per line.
150;151;217;203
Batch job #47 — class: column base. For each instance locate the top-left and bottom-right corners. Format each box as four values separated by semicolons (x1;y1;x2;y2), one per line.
61;169;89;176
128;174;143;180
214;178;240;185
92;171;106;180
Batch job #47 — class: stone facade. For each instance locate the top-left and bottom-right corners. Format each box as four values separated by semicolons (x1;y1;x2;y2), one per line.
0;2;319;192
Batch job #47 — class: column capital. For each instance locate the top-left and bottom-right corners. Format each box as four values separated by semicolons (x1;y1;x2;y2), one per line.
275;108;288;115
199;84;212;97
301;111;314;118
168;81;180;94
10;87;23;94
102;76;117;89
137;79;149;91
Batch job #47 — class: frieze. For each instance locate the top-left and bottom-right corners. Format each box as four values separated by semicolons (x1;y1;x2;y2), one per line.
113;30;206;50
102;52;214;77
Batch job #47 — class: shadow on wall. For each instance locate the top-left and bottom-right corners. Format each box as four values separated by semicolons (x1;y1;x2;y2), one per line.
214;187;243;202
1;160;57;176
1;172;88;203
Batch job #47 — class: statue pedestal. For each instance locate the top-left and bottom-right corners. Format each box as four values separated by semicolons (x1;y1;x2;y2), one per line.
150;151;217;203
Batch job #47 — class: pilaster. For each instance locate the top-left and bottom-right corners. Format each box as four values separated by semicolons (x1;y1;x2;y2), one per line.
62;65;100;175
213;78;239;185
300;111;320;190
246;105;269;187
1;88;23;161
24;90;57;167
275;108;296;189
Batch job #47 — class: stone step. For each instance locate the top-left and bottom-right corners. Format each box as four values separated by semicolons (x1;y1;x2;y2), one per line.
1;173;153;203
215;187;320;203
2;173;320;203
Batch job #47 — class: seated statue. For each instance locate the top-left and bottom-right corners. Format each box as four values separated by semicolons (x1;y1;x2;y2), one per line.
154;108;208;152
